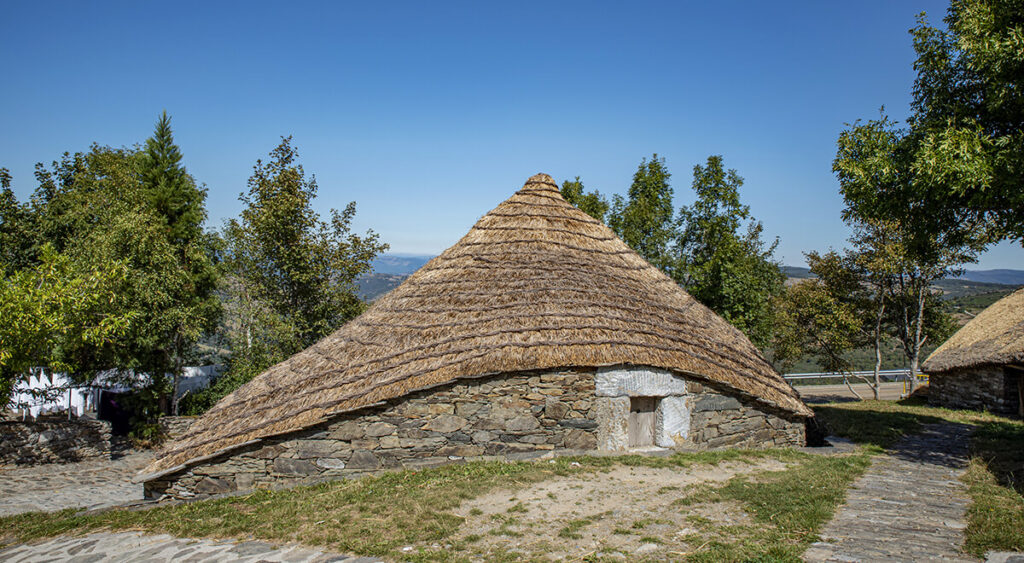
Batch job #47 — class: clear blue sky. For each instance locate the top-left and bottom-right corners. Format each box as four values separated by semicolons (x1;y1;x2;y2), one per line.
2;0;1021;269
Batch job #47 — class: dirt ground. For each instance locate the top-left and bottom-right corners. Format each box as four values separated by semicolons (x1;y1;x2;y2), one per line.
421;458;789;560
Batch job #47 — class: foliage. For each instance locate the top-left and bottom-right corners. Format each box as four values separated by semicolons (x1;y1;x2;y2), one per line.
138;112;221;414
672;156;786;350
909;1;1024;242
559;176;609;222
607;154;675;270
0;245;135;408
199;137;387;408
0;168;36;276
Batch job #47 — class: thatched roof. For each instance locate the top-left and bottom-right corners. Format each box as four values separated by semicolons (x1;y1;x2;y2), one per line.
923;287;1024;373
139;174;810;481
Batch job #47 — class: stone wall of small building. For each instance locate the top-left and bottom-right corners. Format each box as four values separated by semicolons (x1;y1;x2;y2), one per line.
0;416;121;466
145;367;806;500
929;366;1021;414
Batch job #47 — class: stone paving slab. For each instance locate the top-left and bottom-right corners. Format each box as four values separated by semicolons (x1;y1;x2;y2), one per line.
0;451;153;516
0;531;379;562
804;422;979;562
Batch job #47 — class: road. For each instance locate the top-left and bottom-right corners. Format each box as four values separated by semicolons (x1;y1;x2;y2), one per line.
794;381;909;403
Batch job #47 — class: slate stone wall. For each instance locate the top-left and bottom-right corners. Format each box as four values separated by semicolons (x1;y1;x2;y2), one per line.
0;417;120;466
929;366;1021;414
145;367;806;500
687;379;806;449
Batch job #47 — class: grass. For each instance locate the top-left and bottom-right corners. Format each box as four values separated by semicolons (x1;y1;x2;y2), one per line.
814;397;1024;557
0;448;833;561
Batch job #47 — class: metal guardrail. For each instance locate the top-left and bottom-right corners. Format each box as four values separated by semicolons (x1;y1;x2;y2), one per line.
783;369;914;382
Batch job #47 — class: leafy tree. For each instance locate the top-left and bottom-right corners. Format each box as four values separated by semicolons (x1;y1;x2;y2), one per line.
671;156;785;349
909;2;1024;242
139;112;221;414
0;168;36;276
834;113;982;390
560;176;610;222
192;137;387;410
0;245;135;409
607;154;675;270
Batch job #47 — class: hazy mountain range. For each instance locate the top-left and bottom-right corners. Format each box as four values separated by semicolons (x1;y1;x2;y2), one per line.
359;255;1024;302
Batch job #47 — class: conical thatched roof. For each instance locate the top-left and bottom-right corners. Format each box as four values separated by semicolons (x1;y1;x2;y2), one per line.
923;287;1024;373
139;174;810;481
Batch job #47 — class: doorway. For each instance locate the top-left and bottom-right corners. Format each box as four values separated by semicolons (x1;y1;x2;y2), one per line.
628;397;658;448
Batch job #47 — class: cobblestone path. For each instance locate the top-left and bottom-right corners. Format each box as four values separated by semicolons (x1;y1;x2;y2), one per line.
804;422;978;562
0;451;152;516
0;532;379;562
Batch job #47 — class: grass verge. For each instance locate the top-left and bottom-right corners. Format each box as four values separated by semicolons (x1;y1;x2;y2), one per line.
814;397;1024;557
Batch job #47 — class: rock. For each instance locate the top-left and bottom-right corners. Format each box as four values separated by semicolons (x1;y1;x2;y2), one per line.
471;430;496;443
329;421;364;441
428;404;455;415
692;394;742;412
423;415;467;433
378;436;401;449
273;458;319;476
636;543;660;554
316;458;346;469
195;477;234;495
364;422;397;437
557;419;597;429
505;416;540;432
563;428;597;450
436;445;484;457
250;444;285;459
544;402;570;419
347;450;380;470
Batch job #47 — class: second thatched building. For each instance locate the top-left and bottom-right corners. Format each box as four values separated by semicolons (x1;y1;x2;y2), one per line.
137;174;812;499
923;287;1024;416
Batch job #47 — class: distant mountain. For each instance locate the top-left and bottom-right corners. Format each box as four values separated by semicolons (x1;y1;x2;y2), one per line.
357;273;409;301
371;254;435;275
956;269;1024;285
781;266;813;279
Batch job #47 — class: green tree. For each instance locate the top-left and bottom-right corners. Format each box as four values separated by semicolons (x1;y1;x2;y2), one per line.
909;1;1024;242
139;112;221;414
560;176;610;222
835;113;981;390
0;245;135;408
196;137;387;410
607;154;675;270
672;156;786;349
0;168;36;276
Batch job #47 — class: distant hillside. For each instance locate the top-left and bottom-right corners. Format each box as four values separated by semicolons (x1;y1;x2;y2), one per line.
371;254;434;275
955;269;1024;285
357;273;409;301
781;266;813;279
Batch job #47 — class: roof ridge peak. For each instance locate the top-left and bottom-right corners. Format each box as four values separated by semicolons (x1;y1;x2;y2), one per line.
518;173;559;194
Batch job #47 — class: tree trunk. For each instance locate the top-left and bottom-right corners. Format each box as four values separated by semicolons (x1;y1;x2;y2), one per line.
171;334;184;416
872;300;885;401
908;284;926;394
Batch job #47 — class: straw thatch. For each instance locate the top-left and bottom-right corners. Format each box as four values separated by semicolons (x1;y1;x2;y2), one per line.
139;173;810;480
923;287;1024;373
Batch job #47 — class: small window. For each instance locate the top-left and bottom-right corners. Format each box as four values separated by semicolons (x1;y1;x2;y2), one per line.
628;397;658;448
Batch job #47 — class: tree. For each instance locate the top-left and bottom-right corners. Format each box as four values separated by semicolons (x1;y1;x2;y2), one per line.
0;245;134;409
834;113;982;391
0;168;36;276
607;154;675;270
671;156;786;350
909;1;1024;242
139;112;220;415
560;177;610;222
204;137;388;407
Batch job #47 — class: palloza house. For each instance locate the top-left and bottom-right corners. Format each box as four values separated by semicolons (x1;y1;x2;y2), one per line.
923;287;1024;416
138;174;812;499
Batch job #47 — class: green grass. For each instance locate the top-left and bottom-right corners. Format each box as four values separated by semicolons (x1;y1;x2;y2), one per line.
814;398;1024;557
0;449;815;560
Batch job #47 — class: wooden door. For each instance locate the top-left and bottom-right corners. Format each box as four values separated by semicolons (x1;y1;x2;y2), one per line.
629;397;657;448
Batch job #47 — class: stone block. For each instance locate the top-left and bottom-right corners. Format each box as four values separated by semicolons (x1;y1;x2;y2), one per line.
316;457;346;469
692;394;742;412
329;421;364;441
506;416;540;432
558;419;597;429
423;415;467;433
195;477;234;495
379;436;401;449
365;422;397;437
273;458;319;476
437;444;484;457
544;402;570;420
347;450;380;470
563;429;597;450
428;404;455;415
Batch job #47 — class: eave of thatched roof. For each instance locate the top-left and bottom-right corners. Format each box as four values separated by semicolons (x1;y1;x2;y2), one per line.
138;173;810;482
923;287;1024;374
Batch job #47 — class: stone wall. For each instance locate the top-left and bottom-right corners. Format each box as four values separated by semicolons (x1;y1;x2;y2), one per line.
0;416;120;466
929;366;1021;414
145;367;806;500
159;416;198;440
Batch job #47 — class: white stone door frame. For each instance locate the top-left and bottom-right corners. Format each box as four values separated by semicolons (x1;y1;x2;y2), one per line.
594;366;690;450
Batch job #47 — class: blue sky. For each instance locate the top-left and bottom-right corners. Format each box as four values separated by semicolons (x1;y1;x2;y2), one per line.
2;0;1021;269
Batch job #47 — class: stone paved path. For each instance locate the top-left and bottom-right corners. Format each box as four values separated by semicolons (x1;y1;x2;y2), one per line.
0;451;153;516
0;531;379;562
804;422;978;562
